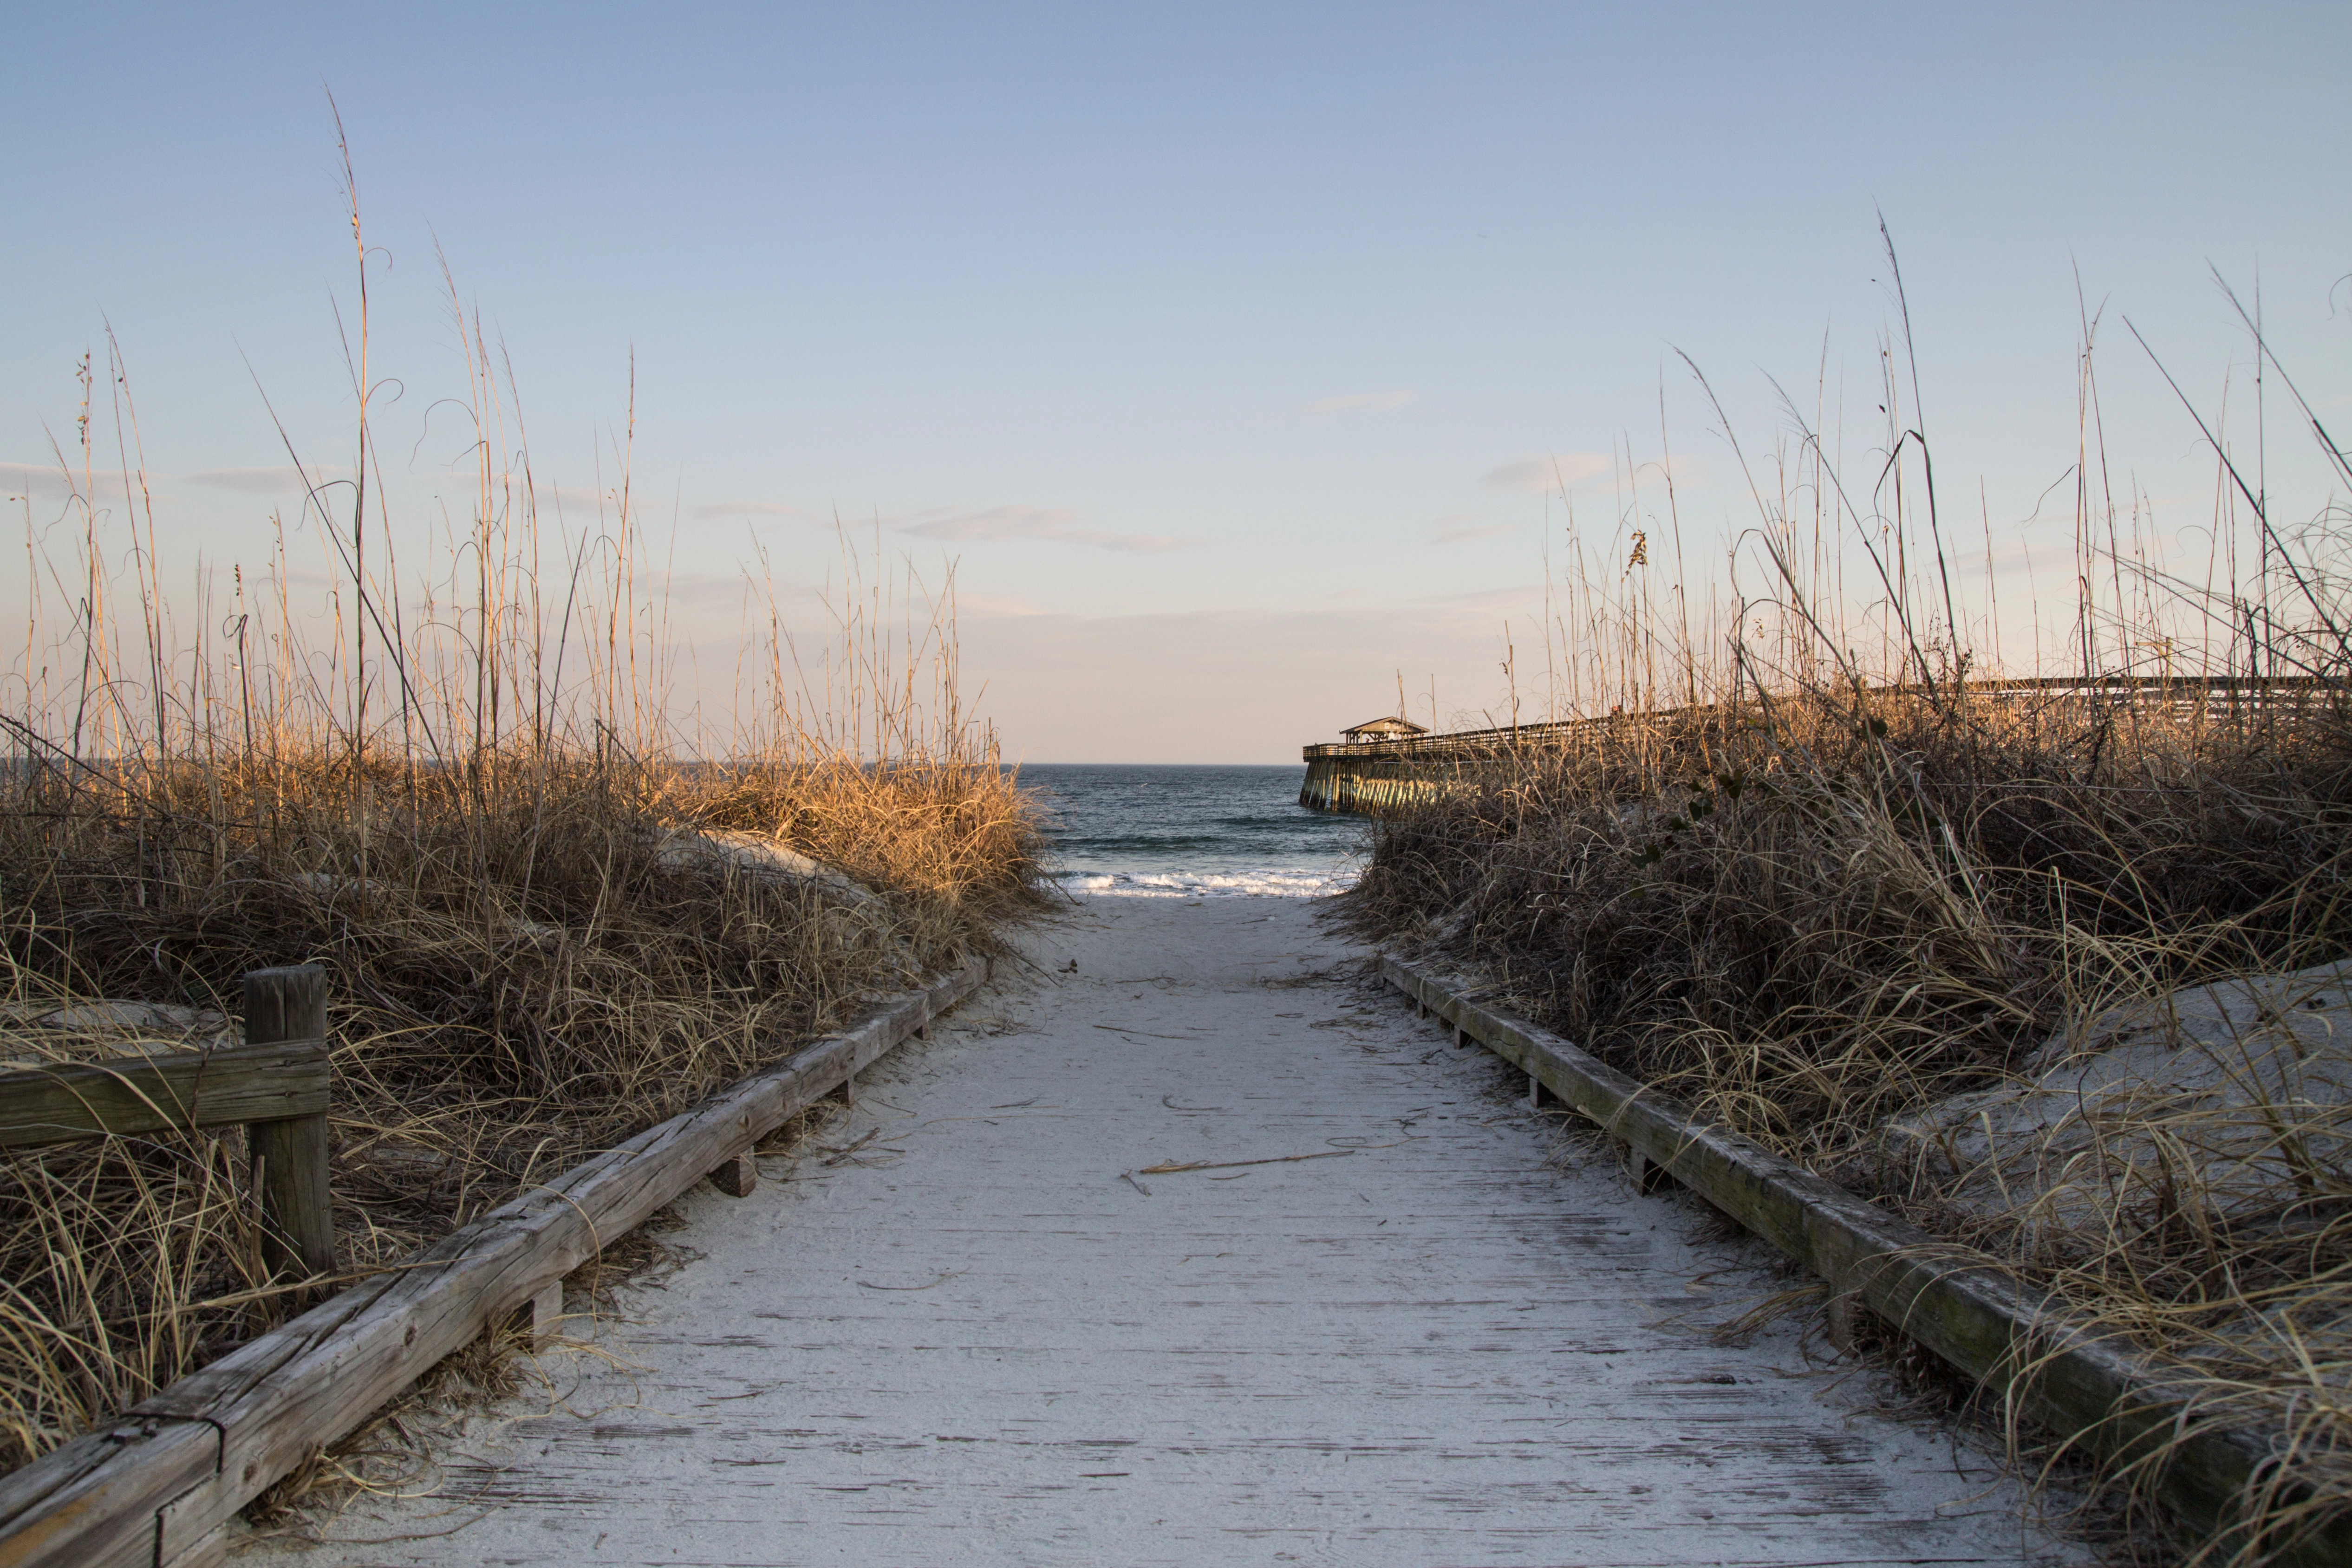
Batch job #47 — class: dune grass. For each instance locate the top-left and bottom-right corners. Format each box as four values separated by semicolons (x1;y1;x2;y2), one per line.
1337;266;2352;1561
0;207;1049;1476
0;745;1045;1477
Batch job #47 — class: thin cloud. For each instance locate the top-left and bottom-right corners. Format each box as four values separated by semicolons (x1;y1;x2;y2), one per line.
189;466;312;494
956;592;1046;618
0;461;136;502
1304;389;1411;414
1480;453;1613;494
693;499;815;522
1431;514;1517;545
1428;583;1549;611
516;479;612;511
1953;536;2047;581
189;466;599;510
896;504;1200;553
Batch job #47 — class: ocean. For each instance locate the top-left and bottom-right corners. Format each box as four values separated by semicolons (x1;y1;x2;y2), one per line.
1020;764;1368;899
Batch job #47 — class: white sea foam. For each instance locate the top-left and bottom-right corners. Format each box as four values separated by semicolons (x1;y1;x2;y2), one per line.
1055;867;1358;899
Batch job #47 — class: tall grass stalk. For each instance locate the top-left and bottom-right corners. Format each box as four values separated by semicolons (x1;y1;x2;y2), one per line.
1343;265;2352;1562
0;202;1045;1477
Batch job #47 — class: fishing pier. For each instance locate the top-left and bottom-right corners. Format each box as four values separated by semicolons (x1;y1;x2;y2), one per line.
1301;676;2326;815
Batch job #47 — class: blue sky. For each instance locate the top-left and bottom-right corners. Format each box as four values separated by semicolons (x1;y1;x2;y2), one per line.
5;4;2348;760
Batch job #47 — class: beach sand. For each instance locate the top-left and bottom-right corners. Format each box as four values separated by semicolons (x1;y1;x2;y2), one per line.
251;898;2080;1566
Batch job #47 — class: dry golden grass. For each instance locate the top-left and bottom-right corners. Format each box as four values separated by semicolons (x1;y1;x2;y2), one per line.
0;747;1048;1479
1344;683;2352;1561
1351;684;2352;1148
0;179;1048;1475
1337;253;2352;1560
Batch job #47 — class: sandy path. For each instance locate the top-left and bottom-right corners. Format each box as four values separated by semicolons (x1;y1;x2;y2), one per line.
262;899;2076;1566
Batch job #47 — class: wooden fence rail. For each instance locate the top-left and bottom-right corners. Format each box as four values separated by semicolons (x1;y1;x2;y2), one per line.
0;960;983;1568
0;964;334;1279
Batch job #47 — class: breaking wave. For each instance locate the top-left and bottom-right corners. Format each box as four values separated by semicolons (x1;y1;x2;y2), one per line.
1053;866;1357;899
1023;764;1365;901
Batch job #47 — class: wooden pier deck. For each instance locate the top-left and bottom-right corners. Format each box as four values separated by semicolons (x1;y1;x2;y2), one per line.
1301;675;2326;814
256;899;2080;1567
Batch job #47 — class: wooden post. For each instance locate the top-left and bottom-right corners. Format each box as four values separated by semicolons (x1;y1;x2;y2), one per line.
505;1279;566;1349
709;1152;757;1197
480;1277;568;1358
242;966;335;1280
1824;1292;1859;1352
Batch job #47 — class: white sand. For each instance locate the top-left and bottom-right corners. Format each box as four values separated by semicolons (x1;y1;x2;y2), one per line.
254;898;2079;1566
1896;957;2352;1227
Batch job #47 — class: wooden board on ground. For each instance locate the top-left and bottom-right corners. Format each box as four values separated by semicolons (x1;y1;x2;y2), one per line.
1384;954;2346;1568
245;899;2094;1568
0;962;984;1568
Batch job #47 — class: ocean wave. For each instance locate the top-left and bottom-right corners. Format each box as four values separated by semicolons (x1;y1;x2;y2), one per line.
1052;867;1358;899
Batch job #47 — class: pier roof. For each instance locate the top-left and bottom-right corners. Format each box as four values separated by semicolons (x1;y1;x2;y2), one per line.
1342;716;1430;742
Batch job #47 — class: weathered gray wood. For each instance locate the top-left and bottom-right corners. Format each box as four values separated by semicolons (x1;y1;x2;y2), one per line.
242;966;335;1281
266;900;2080;1564
1385;955;2347;1568
0;961;984;1568
155;1478;223;1568
246;1111;332;1281
158;1521;223;1568
708;1152;756;1197
0;1420;217;1568
240;966;326;1052
486;1279;566;1352
0;1043;329;1149
522;1280;564;1348
1824;1292;1862;1352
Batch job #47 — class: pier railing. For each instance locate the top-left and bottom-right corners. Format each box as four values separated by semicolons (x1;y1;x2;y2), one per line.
1301;675;2331;813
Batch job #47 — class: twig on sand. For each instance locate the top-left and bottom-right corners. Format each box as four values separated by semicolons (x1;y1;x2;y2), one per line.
1137;1150;1356;1175
817;1128;882;1165
855;1270;963;1291
1093;1023;1196;1041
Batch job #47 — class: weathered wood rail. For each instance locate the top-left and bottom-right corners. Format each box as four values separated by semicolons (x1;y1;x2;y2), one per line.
0;960;985;1568
1304;675;2330;815
1386;954;2346;1567
0;965;334;1278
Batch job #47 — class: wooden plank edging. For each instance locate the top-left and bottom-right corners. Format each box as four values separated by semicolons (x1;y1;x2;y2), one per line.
1383;954;2346;1568
0;959;988;1568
